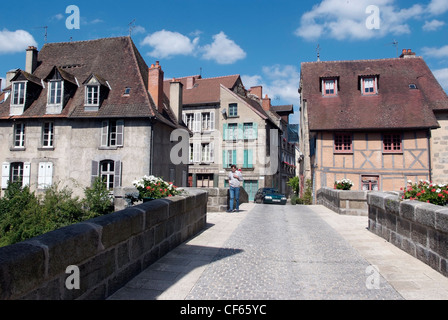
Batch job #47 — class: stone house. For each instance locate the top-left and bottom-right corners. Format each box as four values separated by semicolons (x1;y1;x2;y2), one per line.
163;76;295;200
299;49;448;197
0;36;189;203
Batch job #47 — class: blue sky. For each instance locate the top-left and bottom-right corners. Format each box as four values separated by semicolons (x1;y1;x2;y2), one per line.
1;0;448;125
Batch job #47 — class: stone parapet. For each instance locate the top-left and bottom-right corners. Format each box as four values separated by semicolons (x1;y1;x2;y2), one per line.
0;188;208;300
316;187;368;216
368;192;448;277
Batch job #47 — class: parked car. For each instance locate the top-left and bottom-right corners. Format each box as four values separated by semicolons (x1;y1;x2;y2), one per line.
254;188;287;205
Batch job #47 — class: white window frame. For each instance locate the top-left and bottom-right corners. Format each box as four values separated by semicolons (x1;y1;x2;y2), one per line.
85;85;100;106
42;122;54;148
201;143;215;163
101;120;124;148
47;80;63;106
322;79;337;96
2;162;31;188
11;81;26;106
14;123;26;148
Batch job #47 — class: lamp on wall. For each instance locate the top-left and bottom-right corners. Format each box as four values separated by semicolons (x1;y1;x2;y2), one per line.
221;108;227;119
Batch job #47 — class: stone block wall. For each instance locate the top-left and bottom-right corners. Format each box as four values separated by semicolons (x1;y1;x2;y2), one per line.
316;187;368;216
0;188;208;300
368;192;448;277
204;187;249;212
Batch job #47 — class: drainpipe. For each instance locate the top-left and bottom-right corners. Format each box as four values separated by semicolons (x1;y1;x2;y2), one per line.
427;129;432;182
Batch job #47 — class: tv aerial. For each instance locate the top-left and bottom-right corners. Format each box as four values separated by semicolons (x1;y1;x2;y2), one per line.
34;26;48;43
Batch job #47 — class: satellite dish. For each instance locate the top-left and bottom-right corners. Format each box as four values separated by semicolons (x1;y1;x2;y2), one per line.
221;109;227;115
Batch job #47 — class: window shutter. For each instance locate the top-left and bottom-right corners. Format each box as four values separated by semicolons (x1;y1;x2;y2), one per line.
223;124;228;141
210;142;215;163
253;123;258;139
223;150;228;169
244;150;248;168
116;120;124;147
23;162;31;187
114;160;121;188
91;161;99;185
2;163;10;189
232;150;237;166
210;111;215;131
248;149;254;168
194;113;201;133
182;113;187;125
101;121;109;147
238;123;244;140
38;162;53;189
193;143;201;163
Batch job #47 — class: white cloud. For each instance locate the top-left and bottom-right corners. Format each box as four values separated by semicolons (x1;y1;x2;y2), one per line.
294;0;441;41
421;45;448;59
201;32;246;64
433;68;448;92
423;19;445;31
141;30;199;59
428;0;448;15
0;29;37;54
242;64;300;105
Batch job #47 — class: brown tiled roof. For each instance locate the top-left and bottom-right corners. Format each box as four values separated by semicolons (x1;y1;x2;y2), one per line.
0;36;179;126
300;57;448;131
163;75;241;105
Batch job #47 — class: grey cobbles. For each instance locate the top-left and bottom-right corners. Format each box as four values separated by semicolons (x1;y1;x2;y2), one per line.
185;205;403;300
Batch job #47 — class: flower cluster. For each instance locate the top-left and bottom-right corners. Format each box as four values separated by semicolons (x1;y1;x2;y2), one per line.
334;178;354;190
402;180;448;206
133;175;181;200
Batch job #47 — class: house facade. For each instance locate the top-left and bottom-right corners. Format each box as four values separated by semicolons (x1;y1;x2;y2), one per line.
164;76;295;200
0;37;188;203
299;49;448;197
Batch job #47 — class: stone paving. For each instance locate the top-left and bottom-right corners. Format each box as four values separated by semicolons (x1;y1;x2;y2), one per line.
108;203;448;300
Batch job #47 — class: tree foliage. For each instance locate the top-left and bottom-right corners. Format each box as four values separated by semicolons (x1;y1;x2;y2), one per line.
0;178;114;248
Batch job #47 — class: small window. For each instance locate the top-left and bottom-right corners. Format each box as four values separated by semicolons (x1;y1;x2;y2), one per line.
48;80;63;105
100;160;115;190
12;82;26;106
409;84;418;90
14;123;26;148
383;133;402;153
42;122;54;148
361;77;377;95
334;133;352;153
101;120;124;148
229;103;238;117
86;85;100;106
323;79;337;96
362;176;379;191
124;87;131;95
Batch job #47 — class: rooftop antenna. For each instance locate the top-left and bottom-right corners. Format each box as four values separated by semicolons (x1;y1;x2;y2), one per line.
35;26;48;43
128;19;136;36
316;44;321;62
386;39;399;57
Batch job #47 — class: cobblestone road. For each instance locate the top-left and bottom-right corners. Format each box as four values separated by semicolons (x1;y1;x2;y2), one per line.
185;204;402;300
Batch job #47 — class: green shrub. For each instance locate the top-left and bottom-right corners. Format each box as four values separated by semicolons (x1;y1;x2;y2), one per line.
0;179;114;248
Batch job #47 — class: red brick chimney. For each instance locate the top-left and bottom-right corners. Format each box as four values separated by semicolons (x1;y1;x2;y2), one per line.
399;49;416;58
250;86;263;100
148;61;165;113
262;94;271;112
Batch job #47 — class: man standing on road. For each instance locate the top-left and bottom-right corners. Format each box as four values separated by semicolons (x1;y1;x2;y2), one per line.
227;165;243;213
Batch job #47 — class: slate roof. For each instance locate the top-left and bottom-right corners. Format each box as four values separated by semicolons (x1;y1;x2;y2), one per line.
0;36;179;127
300;57;448;131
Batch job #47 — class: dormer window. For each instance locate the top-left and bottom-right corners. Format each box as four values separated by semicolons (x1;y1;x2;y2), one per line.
12;81;26;106
361;77;378;95
48;80;63;106
83;74;110;111
86;85;100;106
321;78;338;97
